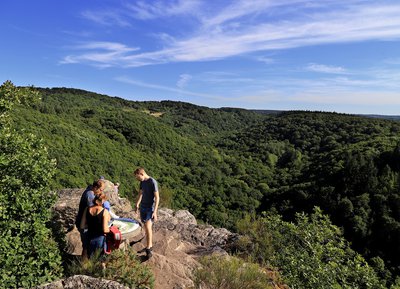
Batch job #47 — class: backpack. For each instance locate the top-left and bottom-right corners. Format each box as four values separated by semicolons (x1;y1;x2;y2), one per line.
104;225;122;254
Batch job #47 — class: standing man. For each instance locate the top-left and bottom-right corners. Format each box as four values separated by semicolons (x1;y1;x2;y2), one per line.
134;167;159;258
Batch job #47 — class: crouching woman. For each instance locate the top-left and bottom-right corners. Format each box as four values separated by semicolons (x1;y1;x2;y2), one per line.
80;193;110;259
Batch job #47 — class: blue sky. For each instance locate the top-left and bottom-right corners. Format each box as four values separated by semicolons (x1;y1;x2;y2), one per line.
1;0;400;114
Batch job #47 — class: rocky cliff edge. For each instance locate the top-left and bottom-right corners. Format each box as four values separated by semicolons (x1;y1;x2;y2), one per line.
45;188;239;289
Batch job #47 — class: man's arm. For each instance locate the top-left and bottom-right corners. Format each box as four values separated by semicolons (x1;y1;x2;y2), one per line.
86;190;95;207
80;208;88;230
135;190;143;213
152;190;160;222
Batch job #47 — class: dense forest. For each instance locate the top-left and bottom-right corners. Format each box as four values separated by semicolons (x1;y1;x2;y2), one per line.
11;86;400;287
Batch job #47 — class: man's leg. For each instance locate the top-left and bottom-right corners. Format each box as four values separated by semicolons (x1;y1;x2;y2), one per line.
144;219;153;248
79;229;89;260
139;207;154;257
144;220;153;257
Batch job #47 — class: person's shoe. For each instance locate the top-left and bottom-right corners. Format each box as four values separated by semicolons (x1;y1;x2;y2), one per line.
145;247;153;258
137;248;147;254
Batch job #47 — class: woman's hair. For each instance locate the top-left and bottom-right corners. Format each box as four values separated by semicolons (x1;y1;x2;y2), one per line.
93;193;107;206
92;179;104;190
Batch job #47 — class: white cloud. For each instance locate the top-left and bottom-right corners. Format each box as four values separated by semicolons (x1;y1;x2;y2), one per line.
166;3;400;62
256;56;275;64
223;87;400;111
126;0;201;20
81;10;132;27
176;74;192;89
115;76;221;100
227;89;286;104
60;42;140;67
67;1;400;68
291;90;400;106
306;63;347;74
80;1;201;28
113;72;400;112
200;0;314;28
73;42;138;52
199;71;256;84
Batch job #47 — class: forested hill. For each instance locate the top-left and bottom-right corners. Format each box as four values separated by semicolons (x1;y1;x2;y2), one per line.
13;87;400;285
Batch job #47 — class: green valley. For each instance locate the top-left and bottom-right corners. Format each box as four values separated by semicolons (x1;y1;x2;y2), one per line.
6;84;400;288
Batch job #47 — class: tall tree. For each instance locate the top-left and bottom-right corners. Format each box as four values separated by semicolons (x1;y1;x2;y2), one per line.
0;81;62;288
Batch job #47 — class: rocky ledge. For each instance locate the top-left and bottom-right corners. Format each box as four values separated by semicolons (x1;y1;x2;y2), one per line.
48;187;239;289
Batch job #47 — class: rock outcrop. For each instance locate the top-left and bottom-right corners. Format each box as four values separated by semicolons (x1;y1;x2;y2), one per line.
33;275;128;289
51;187;238;289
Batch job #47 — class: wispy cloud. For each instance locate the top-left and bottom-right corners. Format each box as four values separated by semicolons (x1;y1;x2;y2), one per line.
199;71;256;84
81;10;132;27
66;1;400;68
259;67;400;92
115;76;221;100
167;3;400;62
199;0;314;28
383;58;400;65
125;0;201;20
196;64;400;109
228;86;400;110
256;56;275;64
291;90;400;106
176;74;192;89
60;42;140;67
306;63;347;74
114;69;400;111
81;0;201;26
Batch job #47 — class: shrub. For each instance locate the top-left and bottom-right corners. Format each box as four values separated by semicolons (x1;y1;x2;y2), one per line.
0;81;63;288
236;207;385;289
192;254;275;289
67;247;154;289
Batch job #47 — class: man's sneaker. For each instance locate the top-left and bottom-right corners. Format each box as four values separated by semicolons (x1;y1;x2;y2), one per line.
145;247;153;258
137;248;147;254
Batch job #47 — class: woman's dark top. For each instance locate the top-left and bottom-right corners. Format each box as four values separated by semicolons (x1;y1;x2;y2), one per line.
86;207;105;239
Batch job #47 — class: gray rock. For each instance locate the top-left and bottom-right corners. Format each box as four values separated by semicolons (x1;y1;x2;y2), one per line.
155;208;238;250
174;210;197;225
32;275;129;289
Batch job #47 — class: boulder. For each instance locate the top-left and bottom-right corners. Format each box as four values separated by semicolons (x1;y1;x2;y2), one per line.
32;275;129;289
155;209;238;249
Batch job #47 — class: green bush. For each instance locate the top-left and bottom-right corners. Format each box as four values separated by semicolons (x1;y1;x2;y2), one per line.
67;247;154;289
192;255;275;289
236;207;385;289
0;81;63;288
390;277;400;289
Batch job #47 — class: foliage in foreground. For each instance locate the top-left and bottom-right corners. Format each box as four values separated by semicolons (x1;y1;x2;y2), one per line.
67;247;154;289
192;255;275;289
236;208;385;289
0;81;63;288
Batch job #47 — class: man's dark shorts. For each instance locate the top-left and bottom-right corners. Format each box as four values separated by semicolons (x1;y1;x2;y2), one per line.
140;207;154;223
